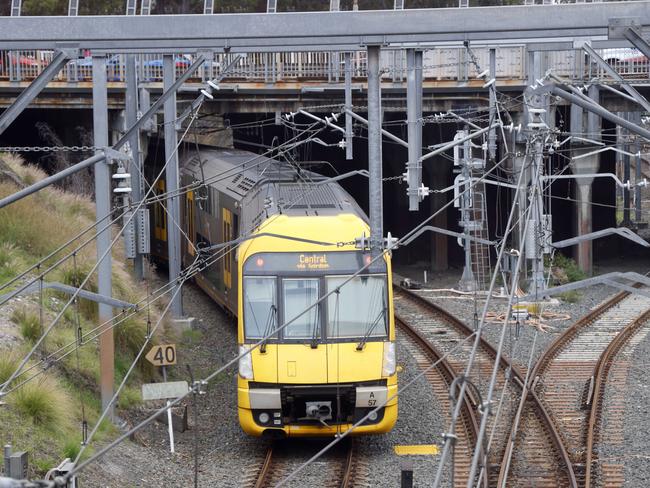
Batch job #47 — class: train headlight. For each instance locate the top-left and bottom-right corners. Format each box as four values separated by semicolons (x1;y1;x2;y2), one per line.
258;412;270;424
238;345;254;379
382;342;396;377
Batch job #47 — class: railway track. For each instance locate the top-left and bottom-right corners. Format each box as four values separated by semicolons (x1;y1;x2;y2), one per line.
396;314;483;488
394;285;575;487
501;288;650;488
246;438;364;488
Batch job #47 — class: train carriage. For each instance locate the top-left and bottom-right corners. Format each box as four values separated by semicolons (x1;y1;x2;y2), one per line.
150;147;397;437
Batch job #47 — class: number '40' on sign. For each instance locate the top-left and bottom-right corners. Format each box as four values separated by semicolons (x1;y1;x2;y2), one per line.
145;344;177;366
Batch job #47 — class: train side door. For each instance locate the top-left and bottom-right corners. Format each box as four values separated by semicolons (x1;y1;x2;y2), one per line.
186;190;195;256
154;180;167;242
222;207;232;290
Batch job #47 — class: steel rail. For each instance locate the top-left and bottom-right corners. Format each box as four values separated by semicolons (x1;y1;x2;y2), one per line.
254;446;273;488
253;440;355;488
584;308;650;487
501;289;634;487
528;290;630;382
395;285;576;487
396;314;485;488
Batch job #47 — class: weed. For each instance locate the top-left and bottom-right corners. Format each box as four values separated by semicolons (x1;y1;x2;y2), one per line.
181;328;203;345
32;456;56;475
11;307;42;342
559;290;581;303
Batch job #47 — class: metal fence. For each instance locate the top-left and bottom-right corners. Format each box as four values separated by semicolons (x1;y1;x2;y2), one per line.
0;47;647;84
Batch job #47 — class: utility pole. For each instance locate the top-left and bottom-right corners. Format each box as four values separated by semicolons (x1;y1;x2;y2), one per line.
344;52;353;160
366;45;383;261
92;55;115;420
406;49;423;211
163;55;183;318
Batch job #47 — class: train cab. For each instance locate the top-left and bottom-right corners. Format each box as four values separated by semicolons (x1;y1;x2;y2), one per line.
236;214;398;437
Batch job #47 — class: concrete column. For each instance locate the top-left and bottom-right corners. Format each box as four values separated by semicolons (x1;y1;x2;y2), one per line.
163;55;183;317
572;86;601;276
571;152;598;275
92;55;114;420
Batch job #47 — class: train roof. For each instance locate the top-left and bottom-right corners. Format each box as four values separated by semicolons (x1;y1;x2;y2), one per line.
180;146;367;234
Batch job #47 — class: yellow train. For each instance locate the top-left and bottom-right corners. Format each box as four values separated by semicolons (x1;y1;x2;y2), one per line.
150;147;397;437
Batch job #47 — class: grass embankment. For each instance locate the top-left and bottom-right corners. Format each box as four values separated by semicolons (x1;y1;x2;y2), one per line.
0;154;168;477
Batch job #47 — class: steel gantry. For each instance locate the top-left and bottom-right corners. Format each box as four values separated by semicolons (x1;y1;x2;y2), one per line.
0;2;648;52
0;3;650;466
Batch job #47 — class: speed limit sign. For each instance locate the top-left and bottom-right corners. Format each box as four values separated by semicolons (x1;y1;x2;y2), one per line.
145;344;177;366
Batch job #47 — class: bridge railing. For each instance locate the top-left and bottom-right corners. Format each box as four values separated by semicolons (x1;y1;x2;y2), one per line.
0;47;647;85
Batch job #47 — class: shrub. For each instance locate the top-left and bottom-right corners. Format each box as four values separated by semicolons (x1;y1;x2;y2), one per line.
11;307;42;342
118;386;142;410
0;242;18;283
549;253;586;284
62;438;81;460
0;352;20;386
59;266;98;321
12;380;67;429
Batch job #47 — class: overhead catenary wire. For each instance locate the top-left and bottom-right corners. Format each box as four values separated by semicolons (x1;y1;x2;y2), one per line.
0;104;205;399
52;144;511;487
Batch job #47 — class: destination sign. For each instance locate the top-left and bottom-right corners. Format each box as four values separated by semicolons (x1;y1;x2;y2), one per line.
244;251;386;274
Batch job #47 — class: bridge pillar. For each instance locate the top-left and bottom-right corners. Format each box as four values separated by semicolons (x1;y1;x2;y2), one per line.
570;86;601;276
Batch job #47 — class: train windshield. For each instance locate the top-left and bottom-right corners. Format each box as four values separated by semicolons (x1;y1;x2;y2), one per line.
243;276;277;339
282;278;320;339
326;275;388;339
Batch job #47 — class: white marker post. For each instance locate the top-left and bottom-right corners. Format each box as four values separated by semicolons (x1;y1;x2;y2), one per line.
162;366;174;454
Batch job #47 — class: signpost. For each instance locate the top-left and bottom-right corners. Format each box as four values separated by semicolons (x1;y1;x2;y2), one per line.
144;344;180;453
145;344;177;367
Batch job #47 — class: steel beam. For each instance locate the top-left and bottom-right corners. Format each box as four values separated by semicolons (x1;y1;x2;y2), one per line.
163;55;183;318
0;49;74;136
552;227;649;248
367;45;383;255
0;58;202;210
0;2;647;52
406;49;421;211
488;48;497;159
0;281;137;309
115;55;205;152
0;153;105;209
582;43;650;113
549;85;650;141
125;53;144;281
0;48;198;211
623;27;650;61
92;55;115;421
344;109;408;148
420;125;493;163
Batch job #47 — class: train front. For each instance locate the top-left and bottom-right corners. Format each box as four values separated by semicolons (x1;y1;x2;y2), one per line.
236;215;397;437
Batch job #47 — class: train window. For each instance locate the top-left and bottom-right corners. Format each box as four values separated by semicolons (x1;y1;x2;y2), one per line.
243;277;277;339
326;275;387;339
282;279;320;339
